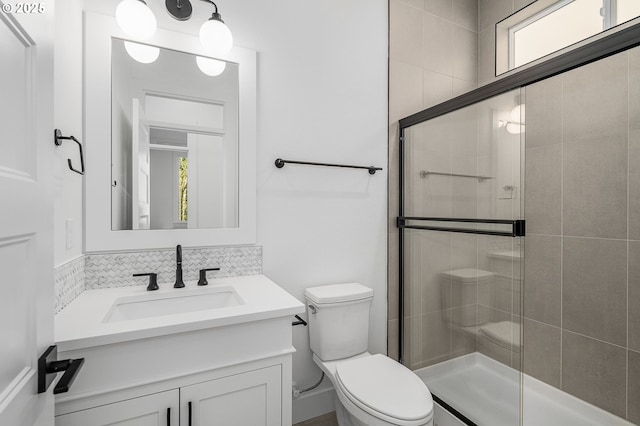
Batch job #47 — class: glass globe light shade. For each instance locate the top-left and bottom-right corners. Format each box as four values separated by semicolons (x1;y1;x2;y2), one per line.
510;104;525;124
196;56;227;76
199;19;233;56
124;41;160;64
506;122;524;134
116;0;157;39
506;104;525;134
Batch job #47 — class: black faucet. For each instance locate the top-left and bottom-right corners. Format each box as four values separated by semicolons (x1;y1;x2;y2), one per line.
133;273;159;291
174;245;185;288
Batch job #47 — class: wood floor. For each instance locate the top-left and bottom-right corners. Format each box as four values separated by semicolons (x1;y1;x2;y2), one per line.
293;411;338;426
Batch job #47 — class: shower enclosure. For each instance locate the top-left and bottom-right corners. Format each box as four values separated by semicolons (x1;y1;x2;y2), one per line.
397;26;640;426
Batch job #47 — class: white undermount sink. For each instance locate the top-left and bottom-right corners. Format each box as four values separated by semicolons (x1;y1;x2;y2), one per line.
104;287;243;322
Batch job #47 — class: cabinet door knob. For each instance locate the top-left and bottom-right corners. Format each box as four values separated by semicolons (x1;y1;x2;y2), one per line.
188;401;193;426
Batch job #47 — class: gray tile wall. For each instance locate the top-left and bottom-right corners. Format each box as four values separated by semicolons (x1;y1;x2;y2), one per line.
389;0;539;365
390;0;639;422
523;47;640;422
399;87;523;370
389;0;480;362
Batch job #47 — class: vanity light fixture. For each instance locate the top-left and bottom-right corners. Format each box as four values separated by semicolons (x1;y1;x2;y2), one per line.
199;0;233;56
196;56;227;76
116;0;233;57
497;104;526;134
116;0;157;39
124;41;161;64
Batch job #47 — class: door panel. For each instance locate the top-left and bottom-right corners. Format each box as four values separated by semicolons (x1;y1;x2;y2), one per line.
181;366;282;426
0;12;33;176
0;1;55;425
55;390;178;426
132;98;151;229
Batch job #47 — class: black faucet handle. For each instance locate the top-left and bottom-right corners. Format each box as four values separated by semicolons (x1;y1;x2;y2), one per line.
133;273;159;291
197;268;221;286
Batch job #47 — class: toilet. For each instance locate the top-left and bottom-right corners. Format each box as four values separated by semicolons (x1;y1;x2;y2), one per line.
305;283;434;426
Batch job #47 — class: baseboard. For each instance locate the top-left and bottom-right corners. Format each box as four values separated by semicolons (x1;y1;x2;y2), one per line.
292;384;336;424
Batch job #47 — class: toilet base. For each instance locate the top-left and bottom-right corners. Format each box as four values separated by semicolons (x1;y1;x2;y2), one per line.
335;391;434;426
314;353;433;426
335;394;366;426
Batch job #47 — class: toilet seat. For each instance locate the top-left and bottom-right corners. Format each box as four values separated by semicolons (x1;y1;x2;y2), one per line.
335;354;433;425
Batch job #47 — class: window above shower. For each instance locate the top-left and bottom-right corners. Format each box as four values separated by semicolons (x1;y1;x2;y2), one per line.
496;0;640;75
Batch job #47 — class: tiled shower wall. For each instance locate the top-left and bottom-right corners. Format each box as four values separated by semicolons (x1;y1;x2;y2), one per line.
390;0;640;422
389;0;479;361
523;47;640;423
54;246;263;313
400;89;524;370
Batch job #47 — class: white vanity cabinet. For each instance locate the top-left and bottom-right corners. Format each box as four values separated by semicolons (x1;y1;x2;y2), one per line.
54;276;304;426
56;364;282;426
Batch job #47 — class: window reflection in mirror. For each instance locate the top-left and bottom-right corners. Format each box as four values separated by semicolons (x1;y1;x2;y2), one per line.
111;38;239;230
496;0;640;75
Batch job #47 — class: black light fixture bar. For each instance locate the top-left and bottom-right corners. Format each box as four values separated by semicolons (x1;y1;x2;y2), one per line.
274;158;383;175
399;20;640;130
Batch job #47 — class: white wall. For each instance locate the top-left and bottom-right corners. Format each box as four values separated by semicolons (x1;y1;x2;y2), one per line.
55;0;388;421
188;134;225;229
149;149;176;230
234;2;388;417
53;0;84;267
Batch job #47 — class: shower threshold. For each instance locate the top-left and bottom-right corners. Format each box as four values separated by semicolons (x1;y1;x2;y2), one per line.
415;352;633;426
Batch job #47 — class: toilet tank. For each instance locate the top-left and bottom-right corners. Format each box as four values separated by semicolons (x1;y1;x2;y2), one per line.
305;283;374;361
440;268;494;327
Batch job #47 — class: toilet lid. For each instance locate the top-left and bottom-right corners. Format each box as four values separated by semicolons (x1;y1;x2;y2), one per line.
335;354;433;422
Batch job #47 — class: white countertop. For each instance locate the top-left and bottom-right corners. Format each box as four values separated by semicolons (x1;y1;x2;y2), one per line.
55;274;305;352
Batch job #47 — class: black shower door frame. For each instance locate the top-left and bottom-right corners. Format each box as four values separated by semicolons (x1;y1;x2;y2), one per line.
397;19;640;366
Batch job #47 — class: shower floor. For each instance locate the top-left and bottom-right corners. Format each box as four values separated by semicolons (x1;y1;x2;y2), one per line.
415;352;633;426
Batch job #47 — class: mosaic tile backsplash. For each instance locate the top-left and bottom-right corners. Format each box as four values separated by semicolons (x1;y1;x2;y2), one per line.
85;246;262;289
54;246;263;312
54;256;85;314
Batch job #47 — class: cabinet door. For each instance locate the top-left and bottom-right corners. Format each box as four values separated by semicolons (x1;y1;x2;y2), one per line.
181;365;282;426
56;390;179;426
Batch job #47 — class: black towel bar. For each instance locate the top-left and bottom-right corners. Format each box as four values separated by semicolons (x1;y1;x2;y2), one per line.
275;158;382;175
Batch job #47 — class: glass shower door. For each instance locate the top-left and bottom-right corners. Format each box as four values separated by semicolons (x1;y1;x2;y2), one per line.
399;88;525;426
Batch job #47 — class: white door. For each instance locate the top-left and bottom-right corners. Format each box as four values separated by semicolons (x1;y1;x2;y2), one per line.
0;1;55;425
132;98;151;229
180;365;282;426
186;133;225;229
55;389;178;426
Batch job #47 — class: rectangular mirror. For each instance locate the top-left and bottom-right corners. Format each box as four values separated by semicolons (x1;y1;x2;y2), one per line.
85;12;256;252
111;39;239;230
